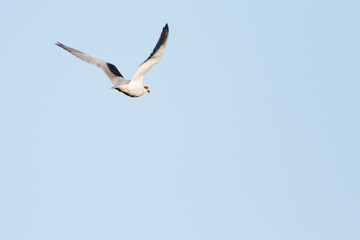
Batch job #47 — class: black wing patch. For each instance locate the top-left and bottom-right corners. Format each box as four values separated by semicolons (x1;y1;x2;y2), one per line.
106;62;124;77
143;23;169;63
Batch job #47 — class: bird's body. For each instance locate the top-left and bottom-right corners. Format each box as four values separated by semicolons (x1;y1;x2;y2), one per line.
116;81;148;97
56;24;169;98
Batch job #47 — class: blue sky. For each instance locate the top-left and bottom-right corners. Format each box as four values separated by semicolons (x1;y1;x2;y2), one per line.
0;0;359;239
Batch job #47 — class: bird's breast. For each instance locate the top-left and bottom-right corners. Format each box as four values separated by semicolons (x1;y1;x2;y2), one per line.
123;83;145;97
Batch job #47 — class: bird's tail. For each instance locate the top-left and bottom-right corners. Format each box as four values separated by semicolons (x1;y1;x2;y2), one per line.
110;83;123;89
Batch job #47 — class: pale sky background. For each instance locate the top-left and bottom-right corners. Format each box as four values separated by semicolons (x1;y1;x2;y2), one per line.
0;0;359;239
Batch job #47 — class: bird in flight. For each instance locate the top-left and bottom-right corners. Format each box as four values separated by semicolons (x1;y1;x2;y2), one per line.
56;24;169;97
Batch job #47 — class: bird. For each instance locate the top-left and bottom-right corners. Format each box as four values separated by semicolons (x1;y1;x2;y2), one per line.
56;23;169;97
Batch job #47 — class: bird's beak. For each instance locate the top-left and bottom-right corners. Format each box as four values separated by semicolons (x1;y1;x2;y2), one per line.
148;90;150;93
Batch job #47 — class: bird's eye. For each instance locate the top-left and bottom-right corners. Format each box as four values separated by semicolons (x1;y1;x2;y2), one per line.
144;86;149;90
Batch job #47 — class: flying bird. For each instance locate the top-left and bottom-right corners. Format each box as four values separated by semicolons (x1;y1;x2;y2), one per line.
56;24;169;97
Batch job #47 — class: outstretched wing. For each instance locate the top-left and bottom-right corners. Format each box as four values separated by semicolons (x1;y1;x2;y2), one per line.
130;24;169;83
55;42;128;86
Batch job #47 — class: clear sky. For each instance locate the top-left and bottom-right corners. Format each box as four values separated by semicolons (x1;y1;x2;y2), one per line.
0;0;359;239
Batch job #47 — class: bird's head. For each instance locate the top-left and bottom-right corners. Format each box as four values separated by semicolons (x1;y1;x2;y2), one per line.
144;86;150;93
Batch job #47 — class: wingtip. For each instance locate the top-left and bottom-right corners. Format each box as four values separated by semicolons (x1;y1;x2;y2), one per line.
164;23;169;31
